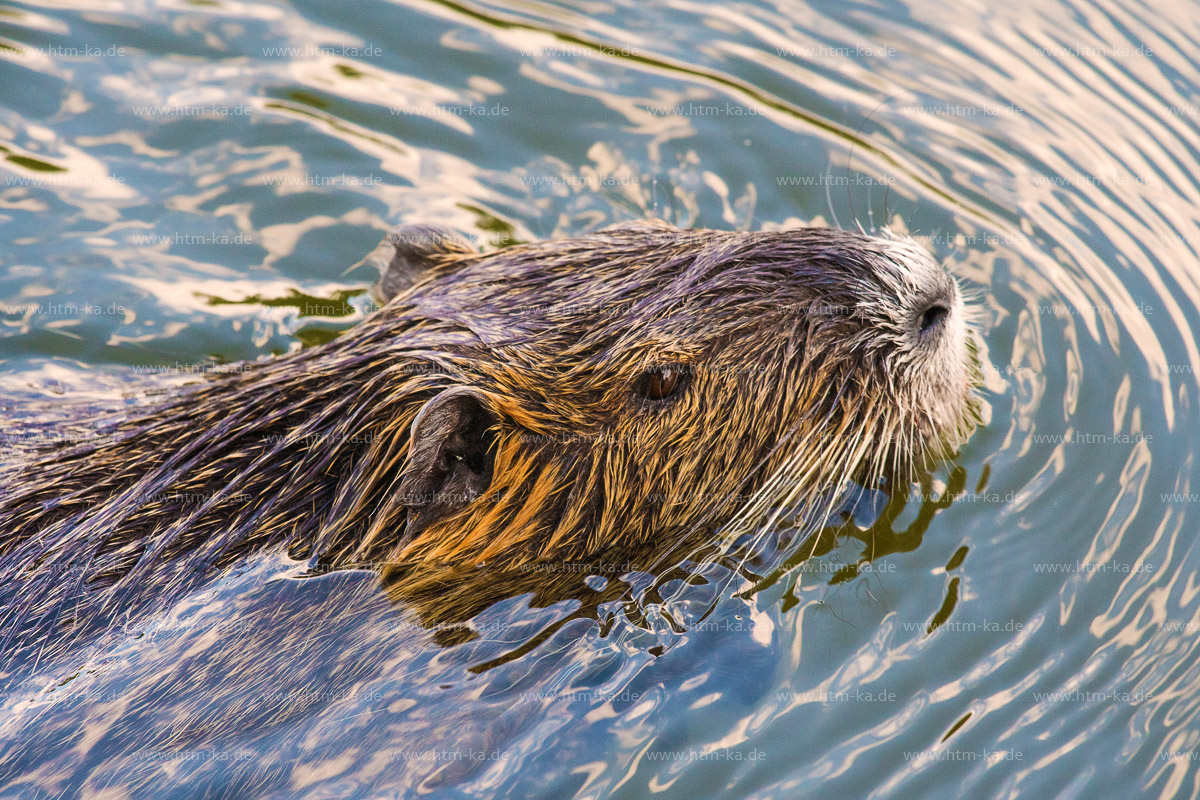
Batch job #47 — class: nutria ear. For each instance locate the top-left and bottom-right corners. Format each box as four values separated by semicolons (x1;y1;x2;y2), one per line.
395;387;497;541
365;223;475;305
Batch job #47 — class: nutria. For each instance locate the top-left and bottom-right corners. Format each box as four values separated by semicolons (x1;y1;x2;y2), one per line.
0;219;978;661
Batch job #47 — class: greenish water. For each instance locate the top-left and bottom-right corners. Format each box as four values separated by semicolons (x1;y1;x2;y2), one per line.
2;0;1199;798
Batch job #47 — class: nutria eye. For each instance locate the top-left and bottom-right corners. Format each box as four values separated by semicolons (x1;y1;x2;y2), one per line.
648;369;678;398
637;365;688;402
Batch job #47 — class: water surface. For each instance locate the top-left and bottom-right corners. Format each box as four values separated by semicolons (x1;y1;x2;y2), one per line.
1;0;1199;797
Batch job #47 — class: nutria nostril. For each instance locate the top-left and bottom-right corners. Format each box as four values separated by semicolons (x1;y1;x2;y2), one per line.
918;303;950;335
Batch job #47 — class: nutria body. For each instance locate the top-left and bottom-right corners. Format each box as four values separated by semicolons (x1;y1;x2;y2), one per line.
0;219;977;659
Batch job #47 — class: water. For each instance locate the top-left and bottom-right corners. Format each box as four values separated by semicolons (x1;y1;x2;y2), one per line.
1;0;1198;797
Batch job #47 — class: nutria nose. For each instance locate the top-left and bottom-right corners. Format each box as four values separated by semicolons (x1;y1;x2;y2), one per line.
918;302;950;335
914;281;957;337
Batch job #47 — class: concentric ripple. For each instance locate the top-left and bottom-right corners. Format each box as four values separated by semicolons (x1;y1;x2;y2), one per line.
0;0;1198;797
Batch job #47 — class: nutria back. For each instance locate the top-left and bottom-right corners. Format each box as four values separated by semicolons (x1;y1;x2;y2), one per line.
0;219;977;662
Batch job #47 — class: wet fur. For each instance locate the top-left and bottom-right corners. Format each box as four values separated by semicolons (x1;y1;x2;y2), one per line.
0;220;977;660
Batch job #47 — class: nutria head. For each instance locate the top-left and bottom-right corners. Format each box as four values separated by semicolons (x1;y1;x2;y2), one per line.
350;219;977;568
0;219;978;654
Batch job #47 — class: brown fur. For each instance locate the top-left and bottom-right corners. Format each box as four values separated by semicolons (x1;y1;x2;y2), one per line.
0;219;978;658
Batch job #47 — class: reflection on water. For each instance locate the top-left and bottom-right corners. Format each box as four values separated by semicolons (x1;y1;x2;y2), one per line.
1;0;1199;797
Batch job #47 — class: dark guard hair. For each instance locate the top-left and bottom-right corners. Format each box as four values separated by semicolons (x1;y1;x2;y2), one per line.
0;220;977;660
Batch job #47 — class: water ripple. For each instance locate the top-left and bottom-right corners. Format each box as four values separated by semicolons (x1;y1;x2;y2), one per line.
1;0;1200;796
